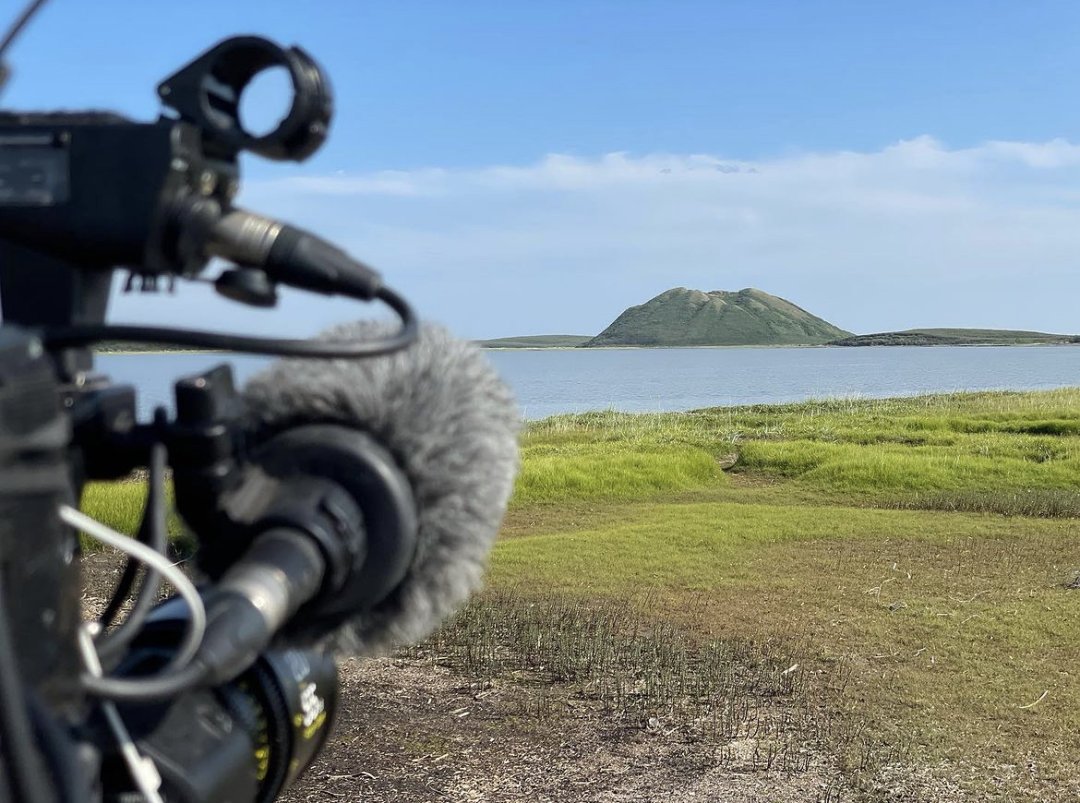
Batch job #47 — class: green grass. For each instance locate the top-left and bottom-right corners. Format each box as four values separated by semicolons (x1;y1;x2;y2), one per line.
736;438;1080;493
513;442;725;504
515;389;1080;515
83;388;1080;800
495;389;1080;800
79;480;189;551
478;334;593;348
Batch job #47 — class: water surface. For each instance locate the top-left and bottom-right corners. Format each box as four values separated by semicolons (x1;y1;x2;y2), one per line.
96;345;1080;422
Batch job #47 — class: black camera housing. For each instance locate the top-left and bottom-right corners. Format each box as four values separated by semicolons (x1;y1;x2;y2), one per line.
0;35;352;803
0;327;81;711
0;34;335;377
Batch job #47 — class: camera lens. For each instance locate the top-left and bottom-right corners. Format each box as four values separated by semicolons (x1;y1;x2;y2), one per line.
107;606;339;802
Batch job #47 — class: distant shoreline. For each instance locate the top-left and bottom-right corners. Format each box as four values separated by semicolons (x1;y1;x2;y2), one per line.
480;343;832;350
95;349;220;356
94;342;1080;355
481;325;1080;350
480;342;1080;350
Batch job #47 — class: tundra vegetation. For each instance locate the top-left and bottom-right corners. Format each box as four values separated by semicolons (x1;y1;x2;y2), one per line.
84;388;1080;802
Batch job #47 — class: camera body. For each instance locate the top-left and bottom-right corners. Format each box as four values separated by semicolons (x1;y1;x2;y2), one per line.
0;326;81;708
0;111;234;383
0;34;376;802
0;312;344;803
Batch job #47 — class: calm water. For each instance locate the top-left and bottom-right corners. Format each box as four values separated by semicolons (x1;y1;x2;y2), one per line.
95;345;1080;422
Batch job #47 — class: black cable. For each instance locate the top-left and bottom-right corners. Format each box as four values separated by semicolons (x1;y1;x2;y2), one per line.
95;438;167;663
42;284;419;358
80;661;208;703
0;575;56;803
96;556;139;632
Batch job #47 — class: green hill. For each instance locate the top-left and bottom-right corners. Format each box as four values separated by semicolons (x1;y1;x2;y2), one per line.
583;287;852;347
479;335;592;348
831;328;1080;346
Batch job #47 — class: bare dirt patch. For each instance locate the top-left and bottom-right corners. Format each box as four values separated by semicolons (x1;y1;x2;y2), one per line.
285;657;851;803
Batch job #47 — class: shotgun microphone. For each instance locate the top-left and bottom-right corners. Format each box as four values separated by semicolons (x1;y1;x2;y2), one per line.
236;320;521;658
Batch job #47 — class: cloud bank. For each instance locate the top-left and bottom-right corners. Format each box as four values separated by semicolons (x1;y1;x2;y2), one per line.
113;137;1080;339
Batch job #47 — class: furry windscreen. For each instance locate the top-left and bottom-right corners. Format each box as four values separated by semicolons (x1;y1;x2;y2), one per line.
241;321;521;656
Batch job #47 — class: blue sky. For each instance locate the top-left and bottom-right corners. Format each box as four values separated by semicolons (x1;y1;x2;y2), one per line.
6;1;1080;338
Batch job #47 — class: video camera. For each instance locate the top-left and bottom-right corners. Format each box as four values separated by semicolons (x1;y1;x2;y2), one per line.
0;6;519;802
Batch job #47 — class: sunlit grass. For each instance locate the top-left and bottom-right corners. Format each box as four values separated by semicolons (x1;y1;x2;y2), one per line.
490;388;1080;799
79;481;187;551
513;442;724;504
737;439;1080;492
82;387;1080;800
521;389;1080;517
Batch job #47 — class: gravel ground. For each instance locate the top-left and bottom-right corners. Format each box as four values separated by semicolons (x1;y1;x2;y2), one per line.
283;657;854;803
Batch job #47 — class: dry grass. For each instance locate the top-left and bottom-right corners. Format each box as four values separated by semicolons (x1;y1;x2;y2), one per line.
405;591;863;779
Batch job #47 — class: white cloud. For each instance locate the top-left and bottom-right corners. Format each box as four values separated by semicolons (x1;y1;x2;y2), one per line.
113;138;1080;339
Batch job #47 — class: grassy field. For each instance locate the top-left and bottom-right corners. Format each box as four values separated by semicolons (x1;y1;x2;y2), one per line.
82;388;1080;801
477;334;593;348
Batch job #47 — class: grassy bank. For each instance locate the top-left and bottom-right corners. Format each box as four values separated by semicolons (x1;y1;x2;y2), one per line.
82;388;1080;801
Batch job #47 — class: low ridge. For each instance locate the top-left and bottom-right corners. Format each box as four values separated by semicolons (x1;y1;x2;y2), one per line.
583;287;852;347
831;328;1080;346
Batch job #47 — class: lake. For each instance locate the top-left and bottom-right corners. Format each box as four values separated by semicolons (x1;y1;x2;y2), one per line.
95;345;1080;422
